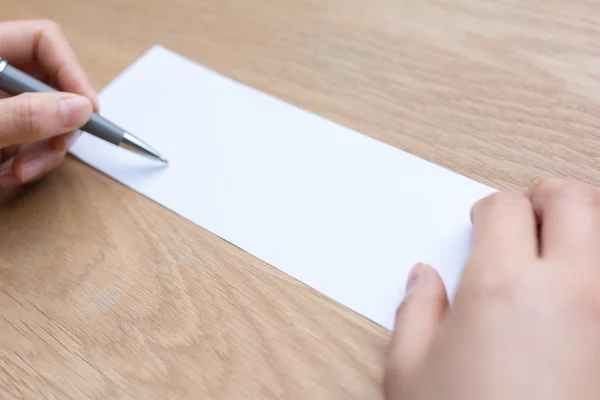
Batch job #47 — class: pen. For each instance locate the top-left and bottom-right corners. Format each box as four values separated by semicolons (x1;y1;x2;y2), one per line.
0;58;167;163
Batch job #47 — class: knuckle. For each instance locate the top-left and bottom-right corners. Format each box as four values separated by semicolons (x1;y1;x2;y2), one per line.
460;259;523;301
478;191;530;216
535;179;599;205
554;180;592;198
37;19;61;33
10;95;42;138
532;178;565;195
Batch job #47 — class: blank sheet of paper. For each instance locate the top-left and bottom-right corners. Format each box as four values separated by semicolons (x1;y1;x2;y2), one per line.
71;46;494;330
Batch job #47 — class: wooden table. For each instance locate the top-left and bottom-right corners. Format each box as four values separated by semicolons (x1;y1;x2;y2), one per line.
2;0;600;398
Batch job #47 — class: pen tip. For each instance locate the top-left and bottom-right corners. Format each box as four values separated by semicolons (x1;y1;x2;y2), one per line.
121;132;169;164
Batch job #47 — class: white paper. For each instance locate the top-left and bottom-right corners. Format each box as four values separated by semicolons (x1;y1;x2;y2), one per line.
71;46;494;330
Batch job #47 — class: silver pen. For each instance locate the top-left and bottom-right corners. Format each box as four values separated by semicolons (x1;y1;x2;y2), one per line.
0;58;167;163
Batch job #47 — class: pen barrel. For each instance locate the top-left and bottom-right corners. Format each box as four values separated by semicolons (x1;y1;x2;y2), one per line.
0;63;56;94
82;115;123;145
0;63;123;145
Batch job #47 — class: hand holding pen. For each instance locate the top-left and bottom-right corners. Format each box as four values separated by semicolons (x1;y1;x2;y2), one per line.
0;19;165;188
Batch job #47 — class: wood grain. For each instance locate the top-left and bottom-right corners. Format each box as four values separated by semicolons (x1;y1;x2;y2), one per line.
2;0;600;398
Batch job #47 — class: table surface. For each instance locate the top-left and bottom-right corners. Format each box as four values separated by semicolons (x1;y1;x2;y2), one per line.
2;0;600;398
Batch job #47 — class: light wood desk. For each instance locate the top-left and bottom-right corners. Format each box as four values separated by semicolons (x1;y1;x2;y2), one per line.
2;0;600;398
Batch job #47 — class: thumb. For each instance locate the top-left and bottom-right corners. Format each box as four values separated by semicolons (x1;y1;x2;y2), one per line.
0;92;92;147
384;263;449;398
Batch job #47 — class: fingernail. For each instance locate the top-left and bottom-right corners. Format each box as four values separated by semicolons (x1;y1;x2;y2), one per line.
59;96;92;130
406;263;430;292
19;156;46;182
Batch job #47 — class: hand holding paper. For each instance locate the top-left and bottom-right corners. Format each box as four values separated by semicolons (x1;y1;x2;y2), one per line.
385;181;600;400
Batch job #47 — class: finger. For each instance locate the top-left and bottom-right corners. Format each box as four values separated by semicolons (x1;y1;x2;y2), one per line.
0;92;92;147
1;144;22;162
50;130;82;152
8;64;49;83
0;19;98;111
0;140;67;186
463;192;538;283
528;179;600;262
384;263;449;397
0;66;49;101
0;157;19;186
